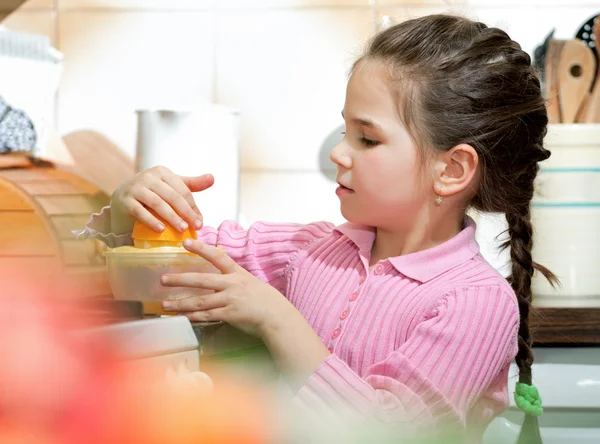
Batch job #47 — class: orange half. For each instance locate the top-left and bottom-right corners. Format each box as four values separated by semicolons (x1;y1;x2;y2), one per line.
132;211;197;249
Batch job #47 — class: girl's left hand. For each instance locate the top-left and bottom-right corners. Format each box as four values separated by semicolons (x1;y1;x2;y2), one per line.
161;239;294;338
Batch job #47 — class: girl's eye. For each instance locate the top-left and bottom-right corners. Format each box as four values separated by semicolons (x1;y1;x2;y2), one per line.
340;131;379;147
360;137;379;147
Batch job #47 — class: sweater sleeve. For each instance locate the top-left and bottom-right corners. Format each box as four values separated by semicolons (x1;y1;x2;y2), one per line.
194;220;334;294
73;205;334;294
294;285;519;432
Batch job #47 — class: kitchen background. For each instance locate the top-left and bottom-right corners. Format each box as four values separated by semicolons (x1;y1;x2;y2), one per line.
2;0;599;228
2;3;600;443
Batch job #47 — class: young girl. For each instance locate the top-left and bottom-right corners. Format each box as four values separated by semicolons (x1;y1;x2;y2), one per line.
79;14;555;444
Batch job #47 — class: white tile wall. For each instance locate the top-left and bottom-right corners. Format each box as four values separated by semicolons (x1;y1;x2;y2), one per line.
56;0;375;10
376;6;456;26
1;0;54;11
239;171;344;225
216;8;372;171
57;11;215;158
0;10;55;43
379;0;598;5
462;6;541;56
378;4;542;55
537;6;600;40
57;0;214;10
466;0;600;5
218;0;374;8
376;0;465;6
2;1;599;224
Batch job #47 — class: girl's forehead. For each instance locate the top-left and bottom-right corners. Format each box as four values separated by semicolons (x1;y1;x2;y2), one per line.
345;64;400;120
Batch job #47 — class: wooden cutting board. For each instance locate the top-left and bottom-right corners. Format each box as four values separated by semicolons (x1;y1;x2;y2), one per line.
59;130;136;196
0;1;29;15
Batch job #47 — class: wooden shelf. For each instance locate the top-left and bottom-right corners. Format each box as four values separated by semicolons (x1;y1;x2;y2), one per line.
530;307;600;346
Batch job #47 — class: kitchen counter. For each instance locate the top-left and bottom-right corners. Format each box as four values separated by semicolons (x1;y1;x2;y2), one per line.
530;307;600;345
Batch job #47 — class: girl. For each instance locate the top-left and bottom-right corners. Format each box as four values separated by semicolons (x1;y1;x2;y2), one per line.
79;14;555;444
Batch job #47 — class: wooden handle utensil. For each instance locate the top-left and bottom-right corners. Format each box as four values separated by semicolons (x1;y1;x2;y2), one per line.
581;17;600;123
557;39;596;123
545;39;566;123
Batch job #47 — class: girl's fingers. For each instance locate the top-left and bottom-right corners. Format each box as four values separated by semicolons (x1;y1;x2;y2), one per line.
182;240;238;274
179;174;215;194
161;272;230;291
149;180;198;231
161;291;228;313
184;307;227;323
131;187;183;231
159;172;204;229
126;198;165;232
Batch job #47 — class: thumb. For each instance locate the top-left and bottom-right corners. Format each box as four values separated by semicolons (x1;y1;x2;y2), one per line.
181;174;214;193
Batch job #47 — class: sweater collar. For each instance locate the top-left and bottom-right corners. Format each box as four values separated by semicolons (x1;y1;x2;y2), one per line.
334;217;480;283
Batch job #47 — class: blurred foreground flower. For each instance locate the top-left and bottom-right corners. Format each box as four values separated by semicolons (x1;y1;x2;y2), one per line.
0;264;272;444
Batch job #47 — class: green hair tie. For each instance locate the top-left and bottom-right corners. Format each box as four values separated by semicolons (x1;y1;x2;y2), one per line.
514;382;543;416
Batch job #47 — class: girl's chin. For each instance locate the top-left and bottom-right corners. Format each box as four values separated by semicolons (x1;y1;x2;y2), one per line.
339;205;368;225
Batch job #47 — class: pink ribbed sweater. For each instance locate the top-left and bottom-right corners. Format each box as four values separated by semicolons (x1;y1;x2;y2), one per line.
80;209;519;440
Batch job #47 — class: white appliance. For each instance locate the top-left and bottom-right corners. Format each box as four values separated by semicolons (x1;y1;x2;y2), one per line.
79;315;200;381
484;347;600;443
135;105;241;228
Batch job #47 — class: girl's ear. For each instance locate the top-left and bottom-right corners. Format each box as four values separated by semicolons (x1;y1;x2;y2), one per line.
432;143;479;197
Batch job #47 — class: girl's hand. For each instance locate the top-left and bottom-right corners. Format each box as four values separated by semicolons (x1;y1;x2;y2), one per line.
110;166;215;235
165;363;213;395
160;240;295;338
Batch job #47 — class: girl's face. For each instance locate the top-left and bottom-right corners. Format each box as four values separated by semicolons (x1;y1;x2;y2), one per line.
330;63;433;229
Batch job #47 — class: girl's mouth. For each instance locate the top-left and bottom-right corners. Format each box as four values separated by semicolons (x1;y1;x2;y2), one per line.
336;184;354;197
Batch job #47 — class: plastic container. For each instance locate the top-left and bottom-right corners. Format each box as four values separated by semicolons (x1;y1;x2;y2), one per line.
103;246;220;315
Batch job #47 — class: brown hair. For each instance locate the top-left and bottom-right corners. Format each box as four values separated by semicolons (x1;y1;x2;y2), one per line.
356;14;557;443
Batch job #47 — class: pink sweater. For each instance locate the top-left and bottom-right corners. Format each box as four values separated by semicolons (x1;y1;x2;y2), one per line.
79;209;519;441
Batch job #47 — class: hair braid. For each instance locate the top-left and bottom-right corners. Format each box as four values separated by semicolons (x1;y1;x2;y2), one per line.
505;208;557;444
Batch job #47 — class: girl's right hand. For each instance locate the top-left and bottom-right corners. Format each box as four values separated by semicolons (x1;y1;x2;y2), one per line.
110;166;215;235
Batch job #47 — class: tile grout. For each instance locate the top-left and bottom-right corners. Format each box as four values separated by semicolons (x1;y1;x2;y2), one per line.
240;169;337;173
211;9;218;105
53;2;60;136
0;8;56;13
5;3;597;14
48;5;375;13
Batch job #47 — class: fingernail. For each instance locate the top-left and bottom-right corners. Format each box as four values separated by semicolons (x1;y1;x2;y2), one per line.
179;221;188;231
161;275;169;284
162;301;173;310
194;219;203;229
157;223;165;232
183;238;193;248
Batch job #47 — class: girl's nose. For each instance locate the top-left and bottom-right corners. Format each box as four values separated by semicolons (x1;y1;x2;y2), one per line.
330;140;352;169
